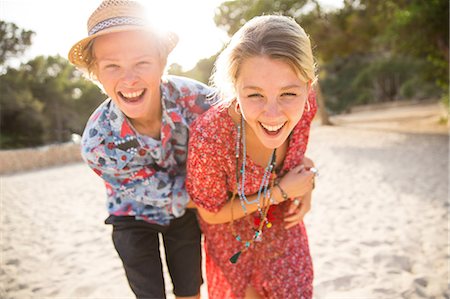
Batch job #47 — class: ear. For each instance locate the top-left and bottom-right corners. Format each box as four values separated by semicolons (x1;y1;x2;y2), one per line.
234;100;242;115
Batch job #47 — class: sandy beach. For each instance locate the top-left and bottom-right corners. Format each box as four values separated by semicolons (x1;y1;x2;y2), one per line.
1;102;448;298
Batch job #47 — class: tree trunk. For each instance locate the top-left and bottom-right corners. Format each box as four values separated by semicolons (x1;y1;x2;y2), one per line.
315;81;332;125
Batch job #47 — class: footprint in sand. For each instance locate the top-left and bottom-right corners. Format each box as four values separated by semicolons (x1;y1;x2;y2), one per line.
373;253;412;272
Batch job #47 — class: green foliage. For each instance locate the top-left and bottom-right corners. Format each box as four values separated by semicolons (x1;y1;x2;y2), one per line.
0;55;105;149
168;53;218;84
215;0;308;36
0;20;35;66
321;55;441;113
0;68;46;147
370;0;449;97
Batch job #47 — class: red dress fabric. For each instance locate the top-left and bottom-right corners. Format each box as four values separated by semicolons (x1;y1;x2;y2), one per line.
186;94;317;299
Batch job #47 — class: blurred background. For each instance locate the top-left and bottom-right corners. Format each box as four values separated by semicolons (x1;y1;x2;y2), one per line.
0;0;448;150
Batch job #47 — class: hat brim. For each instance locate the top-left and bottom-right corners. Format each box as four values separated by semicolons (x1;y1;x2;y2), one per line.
68;25;178;70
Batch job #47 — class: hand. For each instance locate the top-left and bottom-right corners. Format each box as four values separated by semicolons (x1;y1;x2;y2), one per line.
303;156;315;169
284;191;312;229
278;164;315;199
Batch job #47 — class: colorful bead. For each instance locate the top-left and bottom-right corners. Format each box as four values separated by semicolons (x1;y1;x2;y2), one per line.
254;231;262;242
229;251;242;264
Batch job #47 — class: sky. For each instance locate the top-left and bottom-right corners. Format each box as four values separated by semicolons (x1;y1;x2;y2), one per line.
0;0;343;70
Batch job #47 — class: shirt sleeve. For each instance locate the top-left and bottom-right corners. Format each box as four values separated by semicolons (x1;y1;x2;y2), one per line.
175;78;214;126
186;119;229;213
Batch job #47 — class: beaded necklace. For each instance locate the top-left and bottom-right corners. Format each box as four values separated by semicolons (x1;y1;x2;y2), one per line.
229;116;277;264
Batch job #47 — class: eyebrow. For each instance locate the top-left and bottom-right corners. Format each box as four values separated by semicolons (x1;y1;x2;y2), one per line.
242;84;303;90
97;55;154;63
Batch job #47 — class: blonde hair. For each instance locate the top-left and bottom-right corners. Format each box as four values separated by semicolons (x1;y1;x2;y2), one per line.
211;15;316;106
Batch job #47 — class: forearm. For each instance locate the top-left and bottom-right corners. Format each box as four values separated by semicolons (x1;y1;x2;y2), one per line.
196;186;285;224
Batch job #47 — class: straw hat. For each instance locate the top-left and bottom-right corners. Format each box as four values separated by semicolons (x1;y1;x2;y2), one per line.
68;0;178;70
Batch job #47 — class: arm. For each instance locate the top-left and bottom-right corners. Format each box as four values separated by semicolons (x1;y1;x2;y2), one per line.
195;164;315;225
195;184;286;224
283;157;316;229
186;122;315;224
281;91;318;227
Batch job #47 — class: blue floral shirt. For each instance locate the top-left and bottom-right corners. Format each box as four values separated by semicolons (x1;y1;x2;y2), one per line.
81;76;212;225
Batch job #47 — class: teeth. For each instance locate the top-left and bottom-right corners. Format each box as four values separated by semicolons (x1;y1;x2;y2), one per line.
121;90;144;98
260;122;285;132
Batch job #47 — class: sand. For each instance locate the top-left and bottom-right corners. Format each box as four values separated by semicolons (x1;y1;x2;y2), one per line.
1;102;448;298
306;126;448;299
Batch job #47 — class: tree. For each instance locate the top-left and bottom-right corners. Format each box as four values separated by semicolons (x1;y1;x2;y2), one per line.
383;0;449;91
0;21;106;148
0;55;105;148
0;67;46;147
0;20;34;66
168;53;218;85
215;0;309;35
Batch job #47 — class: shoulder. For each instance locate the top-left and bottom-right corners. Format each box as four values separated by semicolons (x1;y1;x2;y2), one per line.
165;75;212;96
190;105;232;140
163;75;213;121
163;75;213;106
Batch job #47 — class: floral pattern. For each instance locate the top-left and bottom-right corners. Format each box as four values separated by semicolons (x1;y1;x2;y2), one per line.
186;92;317;299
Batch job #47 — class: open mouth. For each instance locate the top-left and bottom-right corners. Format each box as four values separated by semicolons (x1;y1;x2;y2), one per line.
119;89;146;103
259;121;286;136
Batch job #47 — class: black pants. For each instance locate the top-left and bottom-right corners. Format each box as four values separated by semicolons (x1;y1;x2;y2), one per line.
106;209;202;299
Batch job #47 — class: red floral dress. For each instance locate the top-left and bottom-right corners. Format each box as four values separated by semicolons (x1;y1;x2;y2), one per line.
186;93;317;299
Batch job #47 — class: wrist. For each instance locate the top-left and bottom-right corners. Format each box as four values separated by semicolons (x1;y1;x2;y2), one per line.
274;180;289;203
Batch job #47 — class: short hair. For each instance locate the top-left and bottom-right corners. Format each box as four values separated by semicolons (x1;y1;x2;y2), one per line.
211;15;316;106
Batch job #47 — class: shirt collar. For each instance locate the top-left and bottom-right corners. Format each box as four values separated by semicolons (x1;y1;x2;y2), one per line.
105;80;187;167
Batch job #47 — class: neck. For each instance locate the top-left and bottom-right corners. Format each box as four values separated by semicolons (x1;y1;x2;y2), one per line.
129;103;162;139
229;106;287;169
245;124;286;169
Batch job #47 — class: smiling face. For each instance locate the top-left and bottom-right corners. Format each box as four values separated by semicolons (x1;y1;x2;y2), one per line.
236;56;309;149
93;30;165;123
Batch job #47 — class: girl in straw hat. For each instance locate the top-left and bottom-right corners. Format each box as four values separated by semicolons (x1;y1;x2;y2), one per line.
186;15;318;298
68;1;210;298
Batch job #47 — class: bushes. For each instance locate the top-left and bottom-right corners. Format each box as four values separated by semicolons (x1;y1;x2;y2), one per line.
320;55;441;113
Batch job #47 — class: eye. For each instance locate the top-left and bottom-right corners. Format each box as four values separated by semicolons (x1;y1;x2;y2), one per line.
247;93;263;98
137;61;151;66
104;64;119;70
281;92;297;97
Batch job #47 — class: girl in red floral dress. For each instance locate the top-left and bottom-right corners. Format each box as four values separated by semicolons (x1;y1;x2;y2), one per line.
186;15;318;299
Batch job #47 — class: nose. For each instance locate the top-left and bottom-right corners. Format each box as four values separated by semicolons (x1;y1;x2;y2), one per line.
264;98;281;118
121;69;139;86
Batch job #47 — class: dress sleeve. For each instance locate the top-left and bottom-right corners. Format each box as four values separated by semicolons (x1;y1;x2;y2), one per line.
186;118;230;213
282;91;318;171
